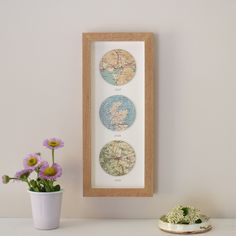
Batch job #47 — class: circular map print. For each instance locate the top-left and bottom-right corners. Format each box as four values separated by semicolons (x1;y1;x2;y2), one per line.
99;95;136;131
99;49;136;86
99;140;136;176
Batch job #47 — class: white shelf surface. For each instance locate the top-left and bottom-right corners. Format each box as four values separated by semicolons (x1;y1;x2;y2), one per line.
0;218;234;235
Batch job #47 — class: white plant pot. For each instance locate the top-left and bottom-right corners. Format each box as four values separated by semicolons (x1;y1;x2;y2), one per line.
28;190;63;230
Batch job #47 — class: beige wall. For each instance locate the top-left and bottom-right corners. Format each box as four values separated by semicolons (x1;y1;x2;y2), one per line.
1;0;236;218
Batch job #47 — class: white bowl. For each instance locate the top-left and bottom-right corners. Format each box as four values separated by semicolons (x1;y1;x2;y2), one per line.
158;215;212;234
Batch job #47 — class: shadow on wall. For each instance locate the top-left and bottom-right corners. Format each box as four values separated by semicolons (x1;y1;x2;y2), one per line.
156;32;181;195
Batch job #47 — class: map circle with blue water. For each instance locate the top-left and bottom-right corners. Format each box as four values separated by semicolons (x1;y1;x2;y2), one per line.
99;49;136;86
99;95;136;131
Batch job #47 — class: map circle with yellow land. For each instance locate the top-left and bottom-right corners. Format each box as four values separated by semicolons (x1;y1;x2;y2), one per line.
99;49;136;86
99;140;136;176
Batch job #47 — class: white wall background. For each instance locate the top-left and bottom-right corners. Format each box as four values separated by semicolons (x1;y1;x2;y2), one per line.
1;0;236;218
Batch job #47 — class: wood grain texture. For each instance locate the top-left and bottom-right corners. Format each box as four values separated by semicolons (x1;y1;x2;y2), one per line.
83;33;154;197
83;33;92;196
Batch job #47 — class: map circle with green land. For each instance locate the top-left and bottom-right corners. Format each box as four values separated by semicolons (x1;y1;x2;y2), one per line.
99;95;136;131
99;140;136;176
99;49;136;86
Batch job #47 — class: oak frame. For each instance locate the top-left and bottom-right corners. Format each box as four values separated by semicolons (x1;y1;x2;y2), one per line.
83;32;154;197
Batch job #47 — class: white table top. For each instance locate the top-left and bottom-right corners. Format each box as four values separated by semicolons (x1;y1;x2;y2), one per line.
0;218;234;235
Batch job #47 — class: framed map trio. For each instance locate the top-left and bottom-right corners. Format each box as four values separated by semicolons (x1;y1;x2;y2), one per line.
83;32;154;196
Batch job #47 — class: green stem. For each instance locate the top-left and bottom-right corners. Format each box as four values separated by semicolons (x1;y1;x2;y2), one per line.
52;148;55;164
25;179;31;189
9;177;33;191
44;180;53;192
10;177;19;181
35;167;40;179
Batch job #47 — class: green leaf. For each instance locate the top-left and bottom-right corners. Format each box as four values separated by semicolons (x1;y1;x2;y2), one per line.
195;219;202;224
53;185;61;191
30;186;40;192
30;180;37;188
182;207;188;216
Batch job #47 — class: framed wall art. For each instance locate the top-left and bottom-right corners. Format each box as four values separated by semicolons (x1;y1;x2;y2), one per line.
83;32;154;196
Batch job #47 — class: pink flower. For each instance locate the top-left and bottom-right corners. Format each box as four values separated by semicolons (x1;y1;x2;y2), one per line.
39;162;62;181
15;169;32;180
23;153;43;170
43;138;64;150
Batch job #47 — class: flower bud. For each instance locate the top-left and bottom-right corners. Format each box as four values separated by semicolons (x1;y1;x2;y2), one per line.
2;175;10;184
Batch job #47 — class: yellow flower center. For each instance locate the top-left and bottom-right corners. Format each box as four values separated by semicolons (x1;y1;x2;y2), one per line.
44;167;57;176
48;141;59;147
27;157;38;166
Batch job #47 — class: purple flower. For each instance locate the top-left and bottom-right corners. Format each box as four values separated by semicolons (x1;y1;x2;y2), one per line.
15;169;32;180
39;162;62;181
43;138;64;150
23;153;43;170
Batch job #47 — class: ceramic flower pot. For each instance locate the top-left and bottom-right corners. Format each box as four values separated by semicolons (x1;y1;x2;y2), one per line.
28;190;63;230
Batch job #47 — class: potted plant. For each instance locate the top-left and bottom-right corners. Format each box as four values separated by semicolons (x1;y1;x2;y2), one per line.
158;205;212;234
2;138;64;230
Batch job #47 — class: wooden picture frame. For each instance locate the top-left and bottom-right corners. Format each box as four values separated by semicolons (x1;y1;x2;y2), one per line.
83;32;154;196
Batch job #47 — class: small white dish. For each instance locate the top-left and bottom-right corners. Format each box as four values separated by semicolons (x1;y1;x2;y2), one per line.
158;215;212;234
